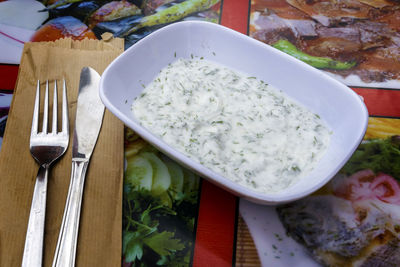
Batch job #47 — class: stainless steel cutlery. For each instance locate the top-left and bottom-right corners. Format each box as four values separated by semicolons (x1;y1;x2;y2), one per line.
52;67;105;267
22;67;104;267
22;80;69;267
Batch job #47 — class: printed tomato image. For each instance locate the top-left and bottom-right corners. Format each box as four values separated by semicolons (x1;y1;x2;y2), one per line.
31;16;97;41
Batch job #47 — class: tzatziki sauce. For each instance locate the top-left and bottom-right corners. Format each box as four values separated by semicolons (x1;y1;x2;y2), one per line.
132;58;331;193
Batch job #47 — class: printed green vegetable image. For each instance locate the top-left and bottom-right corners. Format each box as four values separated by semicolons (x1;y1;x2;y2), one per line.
341;136;400;181
119;0;219;36
123;129;200;267
272;40;357;70
43;0;83;10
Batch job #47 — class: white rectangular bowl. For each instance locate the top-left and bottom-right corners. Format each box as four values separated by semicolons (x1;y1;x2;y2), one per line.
100;21;368;205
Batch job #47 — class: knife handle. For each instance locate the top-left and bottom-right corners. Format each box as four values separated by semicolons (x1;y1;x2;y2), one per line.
52;160;88;267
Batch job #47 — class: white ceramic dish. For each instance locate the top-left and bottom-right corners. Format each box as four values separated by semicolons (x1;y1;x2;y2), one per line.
99;21;368;205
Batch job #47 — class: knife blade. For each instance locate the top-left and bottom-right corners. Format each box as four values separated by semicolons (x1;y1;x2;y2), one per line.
72;67;105;159
52;67;104;267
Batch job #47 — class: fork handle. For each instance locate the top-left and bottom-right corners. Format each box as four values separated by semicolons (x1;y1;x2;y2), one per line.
22;166;48;267
52;160;88;267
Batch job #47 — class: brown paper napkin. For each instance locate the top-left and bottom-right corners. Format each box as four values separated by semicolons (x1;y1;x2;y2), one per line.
0;37;124;266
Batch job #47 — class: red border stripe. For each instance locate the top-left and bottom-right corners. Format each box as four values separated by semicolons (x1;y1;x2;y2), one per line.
193;181;238;267
352;88;400;117
220;0;249;34
0;65;19;91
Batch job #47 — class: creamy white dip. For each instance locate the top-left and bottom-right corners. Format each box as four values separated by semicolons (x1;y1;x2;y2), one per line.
132;58;331;193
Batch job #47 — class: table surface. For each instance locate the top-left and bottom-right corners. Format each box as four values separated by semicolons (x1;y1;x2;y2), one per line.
1;0;400;266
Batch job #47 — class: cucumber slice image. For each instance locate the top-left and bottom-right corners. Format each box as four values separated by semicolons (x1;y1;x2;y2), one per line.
141;152;171;196
183;168;198;194
161;156;184;199
125;155;153;191
125;139;148;158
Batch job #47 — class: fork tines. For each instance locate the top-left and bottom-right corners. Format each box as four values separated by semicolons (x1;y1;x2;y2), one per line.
31;80;68;136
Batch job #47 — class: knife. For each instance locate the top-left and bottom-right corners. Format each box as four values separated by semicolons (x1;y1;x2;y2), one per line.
52;67;104;267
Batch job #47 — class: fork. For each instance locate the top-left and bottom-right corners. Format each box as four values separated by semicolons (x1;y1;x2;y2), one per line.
22;80;69;267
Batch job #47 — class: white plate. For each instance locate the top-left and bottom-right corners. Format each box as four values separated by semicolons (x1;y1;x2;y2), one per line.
99;21;368;205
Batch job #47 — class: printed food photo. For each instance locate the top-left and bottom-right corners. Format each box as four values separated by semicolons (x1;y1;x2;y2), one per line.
31;0;221;48
249;0;400;88
1;0;400;266
123;128;200;266
239;117;400;267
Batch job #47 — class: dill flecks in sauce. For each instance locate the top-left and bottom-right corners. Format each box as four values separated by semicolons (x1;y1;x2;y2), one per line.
132;58;331;193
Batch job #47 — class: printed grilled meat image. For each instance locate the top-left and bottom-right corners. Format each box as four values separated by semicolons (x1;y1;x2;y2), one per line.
250;0;400;84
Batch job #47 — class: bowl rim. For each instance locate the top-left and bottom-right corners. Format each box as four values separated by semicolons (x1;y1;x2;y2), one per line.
100;20;369;205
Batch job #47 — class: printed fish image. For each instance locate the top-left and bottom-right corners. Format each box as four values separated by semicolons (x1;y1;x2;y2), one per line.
277;134;400;267
277;193;400;266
